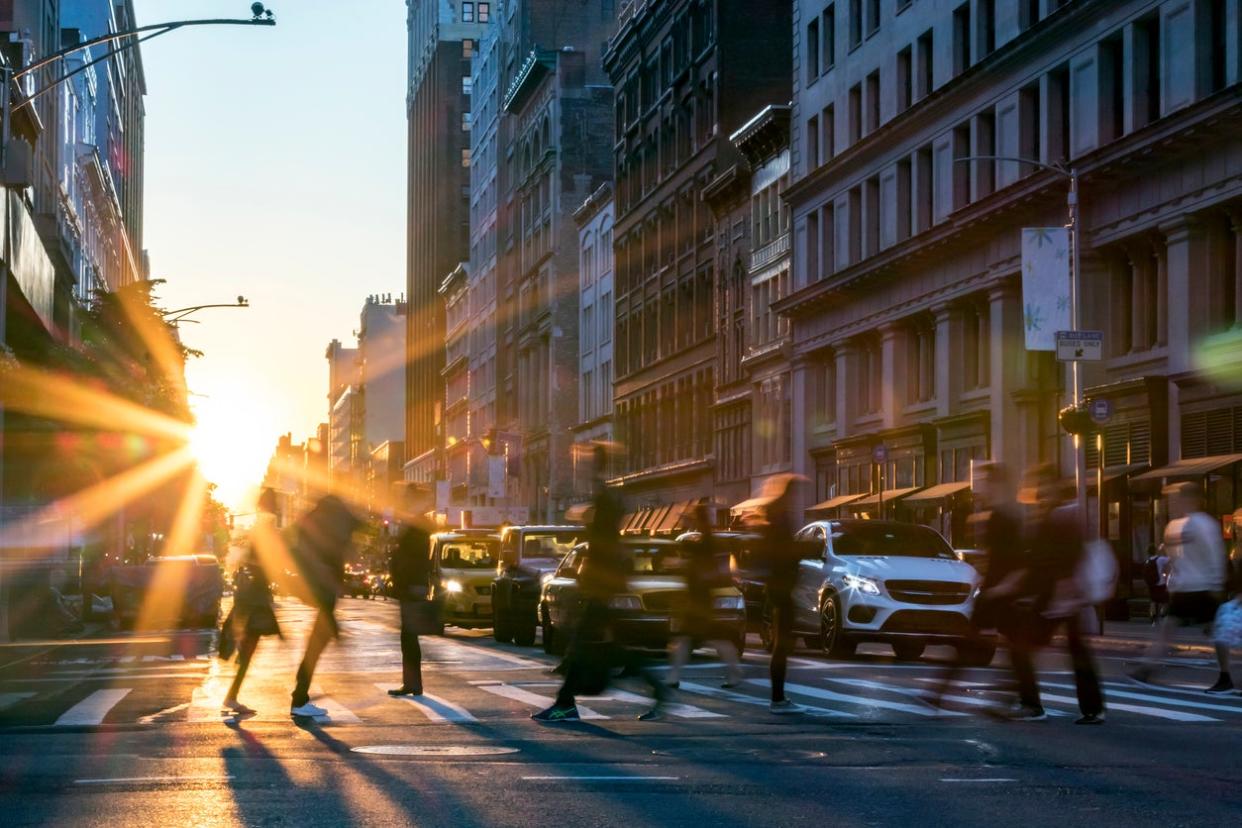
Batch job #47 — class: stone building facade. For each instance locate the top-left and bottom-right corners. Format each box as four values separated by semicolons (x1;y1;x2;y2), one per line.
783;0;1242;595
571;184;616;497
604;0;792;513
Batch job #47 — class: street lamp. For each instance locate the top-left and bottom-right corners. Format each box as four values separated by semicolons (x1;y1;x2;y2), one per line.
1;5;277;161
953;154;1088;526
162;296;250;325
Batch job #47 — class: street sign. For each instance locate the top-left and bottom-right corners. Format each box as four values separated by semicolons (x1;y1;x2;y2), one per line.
1055;330;1103;362
872;444;887;464
1089;398;1113;424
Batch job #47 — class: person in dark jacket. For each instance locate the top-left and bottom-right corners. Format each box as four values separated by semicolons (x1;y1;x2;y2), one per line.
928;463;1021;708
666;504;741;688
387;504;434;696
758;474;806;715
222;488;282;716
533;445;666;722
290;493;359;718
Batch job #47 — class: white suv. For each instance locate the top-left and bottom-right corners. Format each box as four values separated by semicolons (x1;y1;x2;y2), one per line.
788;520;993;665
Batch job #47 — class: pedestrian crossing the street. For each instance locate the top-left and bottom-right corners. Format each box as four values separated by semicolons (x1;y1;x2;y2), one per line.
4;660;1242;729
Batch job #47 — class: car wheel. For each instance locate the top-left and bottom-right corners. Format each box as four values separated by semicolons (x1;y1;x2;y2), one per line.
492;605;513;643
513;615;537;647
819;595;855;659
892;641;925;661
960;642;996;667
541;607;556;655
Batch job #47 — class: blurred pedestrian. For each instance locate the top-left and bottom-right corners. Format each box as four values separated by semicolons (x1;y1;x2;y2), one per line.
1016;466;1106;724
928;463;1021;708
222;487;282;716
758;474;806;715
1132;482;1233;693
533;446;666;722
289;493;360;718
1142;544;1170;624
387;497;435;697
666;504;742;689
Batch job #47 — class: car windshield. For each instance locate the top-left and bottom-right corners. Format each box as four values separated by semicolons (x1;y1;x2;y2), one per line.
831;524;956;559
440;540;498;569
521;532;581;559
624;545;687;575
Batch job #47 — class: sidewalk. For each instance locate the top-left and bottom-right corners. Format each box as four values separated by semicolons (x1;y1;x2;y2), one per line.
1092;618;1218;654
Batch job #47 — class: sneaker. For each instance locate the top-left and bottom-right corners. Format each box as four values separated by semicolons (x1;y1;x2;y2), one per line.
531;704;580;722
637;705;665;722
290;702;328;718
1205;674;1235;695
1075;713;1106;725
769;699;804;715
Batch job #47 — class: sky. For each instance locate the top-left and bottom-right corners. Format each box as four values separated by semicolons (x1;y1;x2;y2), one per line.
136;1;407;508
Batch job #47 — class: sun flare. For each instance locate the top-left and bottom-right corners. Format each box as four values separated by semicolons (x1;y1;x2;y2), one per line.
189;391;280;511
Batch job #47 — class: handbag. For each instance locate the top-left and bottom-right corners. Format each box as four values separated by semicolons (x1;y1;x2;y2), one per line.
1214;599;1242;649
217;607;236;660
404;598;443;636
246;604;281;637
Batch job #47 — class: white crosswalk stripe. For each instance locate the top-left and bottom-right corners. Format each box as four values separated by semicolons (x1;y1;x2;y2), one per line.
376;684;477;723
54;689;131;726
1043;682;1242;716
579;689;724;719
1037;691;1217;722
675;680;857;718
827;677;1071;717
750;678;964;717
471;681;607;719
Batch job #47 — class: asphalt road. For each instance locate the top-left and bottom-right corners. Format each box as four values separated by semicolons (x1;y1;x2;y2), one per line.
1;597;1238;827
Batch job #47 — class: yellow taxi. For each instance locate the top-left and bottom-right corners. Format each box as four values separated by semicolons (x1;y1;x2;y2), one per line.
431;530;500;629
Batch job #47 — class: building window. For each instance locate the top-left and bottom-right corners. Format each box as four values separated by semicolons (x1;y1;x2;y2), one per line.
896;46;912;114
848;0;862;49
952;3;971;77
813;355;837;426
907;318;936;404
461;148;471;167
864;70;880;134
916;29;933;100
462;111;472;130
462;76;473;96
848;83;861;145
463;38;474;58
821;103;835;162
462;2;474;23
823;4;836;69
807;17;820;82
865;0;880;36
807;114;820;169
858;337;881;414
962;300;990;390
478;2;490;23
863;175;879;257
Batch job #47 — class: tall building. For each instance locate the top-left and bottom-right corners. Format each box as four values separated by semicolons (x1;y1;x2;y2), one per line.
571;184;615;497
603;0;792;512
405;0;488;481
503;46;613;521
358;296;407;452
326;338;361;482
783;0;1242;600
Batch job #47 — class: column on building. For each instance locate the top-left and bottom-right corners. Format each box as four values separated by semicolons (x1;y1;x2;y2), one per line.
1161;216;1209;461
879;322;905;431
987;280;1023;469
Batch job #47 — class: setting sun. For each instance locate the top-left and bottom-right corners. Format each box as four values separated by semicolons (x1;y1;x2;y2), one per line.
189;389;281;511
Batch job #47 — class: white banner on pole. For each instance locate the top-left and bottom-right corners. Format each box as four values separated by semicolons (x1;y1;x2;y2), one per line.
487;455;506;499
1020;227;1071;351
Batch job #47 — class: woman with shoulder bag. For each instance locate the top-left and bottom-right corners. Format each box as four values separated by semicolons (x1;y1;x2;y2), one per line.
222;488;283;716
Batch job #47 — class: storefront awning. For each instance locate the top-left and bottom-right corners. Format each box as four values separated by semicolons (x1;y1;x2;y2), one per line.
903;481;972;505
621;510;644;532
1091;463;1149;485
850;487;923;508
730;496;770;515
1131;453;1242;483
655;500;692;533
806;492;866;514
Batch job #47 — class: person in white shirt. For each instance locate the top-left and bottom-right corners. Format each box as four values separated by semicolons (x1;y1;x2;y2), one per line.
1131;482;1232;694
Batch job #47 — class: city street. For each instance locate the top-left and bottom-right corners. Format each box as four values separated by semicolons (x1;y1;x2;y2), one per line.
1;599;1238;826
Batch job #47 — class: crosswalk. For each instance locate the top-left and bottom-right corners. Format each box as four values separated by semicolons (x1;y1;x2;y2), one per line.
4;666;1242;728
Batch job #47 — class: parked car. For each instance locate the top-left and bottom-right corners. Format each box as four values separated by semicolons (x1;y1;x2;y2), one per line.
431;530;499;629
538;537;747;656
110;554;223;629
343;567;370;598
492;525;584;646
789;520;993;665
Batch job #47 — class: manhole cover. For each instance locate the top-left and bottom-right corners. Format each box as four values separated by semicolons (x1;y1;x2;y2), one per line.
351;744;520;757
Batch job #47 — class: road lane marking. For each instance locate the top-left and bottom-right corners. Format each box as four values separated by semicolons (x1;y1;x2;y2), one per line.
375;684;477;723
1044;682;1242;715
1036;692;1217;722
828;677;1070;717
74;775;233;785
0;692;35;710
307;689;362;723
750;679;964;717
675;681;856;718
474;682;607;719
54;688;132;726
941;778;1016;783
578;689;725;719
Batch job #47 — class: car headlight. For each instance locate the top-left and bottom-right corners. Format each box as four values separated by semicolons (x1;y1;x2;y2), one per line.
444;580;463;594
712;595;745;611
843;573;881;596
608;594;642;610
